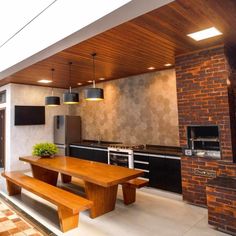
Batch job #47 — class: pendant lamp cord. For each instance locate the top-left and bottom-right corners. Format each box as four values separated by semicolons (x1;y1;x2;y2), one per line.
51;68;55;96
92;53;96;88
69;62;72;93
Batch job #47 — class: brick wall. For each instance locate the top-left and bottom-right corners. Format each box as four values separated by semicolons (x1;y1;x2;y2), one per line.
181;156;236;206
206;181;236;235
176;46;233;160
176;45;236;206
181;156;218;206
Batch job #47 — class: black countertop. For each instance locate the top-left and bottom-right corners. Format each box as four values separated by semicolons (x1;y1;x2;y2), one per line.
70;141;182;157
134;145;182;156
207;177;236;191
70;140;121;149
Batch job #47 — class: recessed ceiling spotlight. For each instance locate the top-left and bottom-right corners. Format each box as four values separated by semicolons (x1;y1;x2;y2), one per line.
77;82;83;86
38;79;52;84
148;66;155;70
164;63;172;67
99;78;105;81
187;27;222;41
87;80;93;83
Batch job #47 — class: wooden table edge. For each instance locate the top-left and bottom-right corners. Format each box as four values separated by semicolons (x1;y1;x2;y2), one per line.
19;156;144;187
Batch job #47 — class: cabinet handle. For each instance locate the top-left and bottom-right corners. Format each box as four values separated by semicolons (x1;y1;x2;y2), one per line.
134;160;149;164
70;145;107;152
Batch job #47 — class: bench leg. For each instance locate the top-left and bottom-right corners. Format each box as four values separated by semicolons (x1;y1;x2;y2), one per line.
122;184;136;205
58;206;79;232
6;180;21;196
84;182;118;218
61;174;72;183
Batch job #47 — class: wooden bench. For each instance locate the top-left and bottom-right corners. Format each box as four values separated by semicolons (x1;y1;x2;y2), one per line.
121;178;149;205
2;172;93;232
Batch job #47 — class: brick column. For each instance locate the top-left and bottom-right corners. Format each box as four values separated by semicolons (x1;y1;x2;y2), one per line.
175;45;236;206
176;45;233;160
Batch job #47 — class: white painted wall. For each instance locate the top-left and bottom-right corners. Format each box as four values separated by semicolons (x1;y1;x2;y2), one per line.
3;84;70;171
0;84;11;171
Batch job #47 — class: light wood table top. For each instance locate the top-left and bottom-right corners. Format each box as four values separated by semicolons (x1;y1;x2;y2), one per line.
19;156;143;187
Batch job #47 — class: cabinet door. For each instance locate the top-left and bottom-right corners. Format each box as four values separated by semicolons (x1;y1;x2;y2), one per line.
95;149;108;164
69;146;108;163
149;156;182;194
133;153;149;180
69;146;95;161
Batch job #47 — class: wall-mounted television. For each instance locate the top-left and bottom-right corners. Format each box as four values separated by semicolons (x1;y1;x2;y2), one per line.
15;106;45;126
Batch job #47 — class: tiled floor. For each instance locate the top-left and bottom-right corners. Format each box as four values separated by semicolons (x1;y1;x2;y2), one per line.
0;172;230;236
0;198;43;236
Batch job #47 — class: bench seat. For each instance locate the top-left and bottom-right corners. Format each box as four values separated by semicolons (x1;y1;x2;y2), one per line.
123;178;149;189
2;171;93;232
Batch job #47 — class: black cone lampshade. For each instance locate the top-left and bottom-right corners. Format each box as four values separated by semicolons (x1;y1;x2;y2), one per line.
45;69;60;106
63;91;79;104
63;62;79;104
45;96;60;106
84;87;104;101
84;53;104;101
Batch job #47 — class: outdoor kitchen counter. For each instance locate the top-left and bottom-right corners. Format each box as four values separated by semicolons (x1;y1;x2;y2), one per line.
70;142;182;157
71;140;122;148
134;145;181;157
207;176;236;191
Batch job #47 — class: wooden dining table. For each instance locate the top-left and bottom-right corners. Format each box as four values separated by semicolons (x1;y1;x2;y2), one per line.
19;156;144;218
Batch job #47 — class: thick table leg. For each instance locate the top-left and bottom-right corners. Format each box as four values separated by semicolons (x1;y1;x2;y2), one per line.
31;164;58;186
122;184;136;205
84;182;118;218
61;173;72;183
58;206;79;232
6;180;21;196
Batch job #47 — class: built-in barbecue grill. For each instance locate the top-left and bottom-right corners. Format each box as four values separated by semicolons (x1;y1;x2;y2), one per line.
187;125;221;158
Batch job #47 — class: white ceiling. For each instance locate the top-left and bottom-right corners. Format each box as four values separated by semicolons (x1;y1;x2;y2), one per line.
0;0;131;72
0;0;174;80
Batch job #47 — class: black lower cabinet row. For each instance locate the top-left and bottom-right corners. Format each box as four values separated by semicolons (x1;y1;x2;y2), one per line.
69;146;108;163
69;146;182;194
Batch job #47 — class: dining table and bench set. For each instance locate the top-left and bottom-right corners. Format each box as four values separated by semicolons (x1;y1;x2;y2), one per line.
1;156;148;232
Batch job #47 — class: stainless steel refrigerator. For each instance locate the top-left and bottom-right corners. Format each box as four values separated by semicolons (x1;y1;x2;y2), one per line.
53;115;81;155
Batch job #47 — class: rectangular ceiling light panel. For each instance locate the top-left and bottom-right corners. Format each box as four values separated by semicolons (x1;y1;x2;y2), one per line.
187;27;222;41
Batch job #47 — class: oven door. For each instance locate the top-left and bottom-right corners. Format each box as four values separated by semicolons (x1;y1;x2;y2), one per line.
108;149;134;168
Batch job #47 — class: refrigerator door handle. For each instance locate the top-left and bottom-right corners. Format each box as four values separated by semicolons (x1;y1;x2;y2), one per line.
56;116;60;129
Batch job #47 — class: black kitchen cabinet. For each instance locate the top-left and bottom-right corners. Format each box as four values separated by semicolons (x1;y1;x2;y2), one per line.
149;155;182;194
133;153;150;181
69;145;108;163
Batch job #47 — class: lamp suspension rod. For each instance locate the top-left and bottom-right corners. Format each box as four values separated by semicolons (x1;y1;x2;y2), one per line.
51;68;55;95
92;53;96;88
69;62;72;92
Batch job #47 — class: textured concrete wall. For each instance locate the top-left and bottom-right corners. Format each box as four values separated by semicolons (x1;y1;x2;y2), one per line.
9;84;69;171
73;69;179;146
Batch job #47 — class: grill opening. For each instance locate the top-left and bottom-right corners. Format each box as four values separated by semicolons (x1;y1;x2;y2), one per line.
187;125;220;151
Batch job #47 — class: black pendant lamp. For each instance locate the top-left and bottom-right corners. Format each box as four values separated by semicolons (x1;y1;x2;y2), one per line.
63;62;79;104
84;53;104;101
45;68;60;106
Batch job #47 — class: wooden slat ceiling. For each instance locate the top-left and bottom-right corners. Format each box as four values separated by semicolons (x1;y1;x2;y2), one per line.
2;0;236;88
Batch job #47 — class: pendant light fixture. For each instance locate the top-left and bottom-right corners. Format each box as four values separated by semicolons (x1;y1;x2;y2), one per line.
45;68;60;106
63;62;79;104
84;53;104;101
